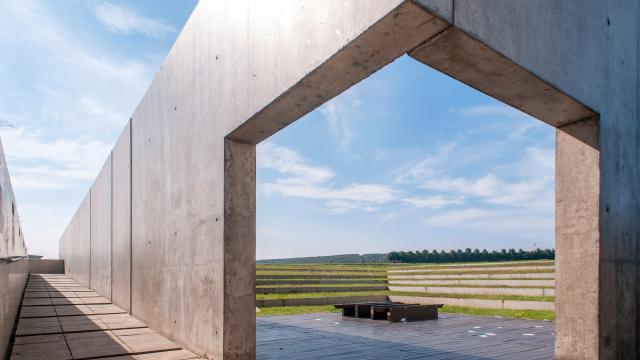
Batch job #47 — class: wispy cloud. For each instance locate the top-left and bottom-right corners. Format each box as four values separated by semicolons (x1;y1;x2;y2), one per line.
1;128;111;190
258;142;397;214
92;1;177;38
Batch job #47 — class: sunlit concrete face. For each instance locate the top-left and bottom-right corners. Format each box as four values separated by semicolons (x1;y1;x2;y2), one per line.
0;139;29;358
57;1;638;359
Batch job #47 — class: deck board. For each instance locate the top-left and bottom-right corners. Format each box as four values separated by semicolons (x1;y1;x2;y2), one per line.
257;312;554;359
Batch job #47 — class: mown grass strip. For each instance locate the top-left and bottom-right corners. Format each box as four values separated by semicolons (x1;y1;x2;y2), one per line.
441;305;555;321
388;291;554;302
388;268;555;276
388;283;554;289
392;260;554;270
256;290;554;302
256;283;387;288
256;305;341;317
257;271;388;276
389;277;553;281
254;304;555;321
256;291;389;300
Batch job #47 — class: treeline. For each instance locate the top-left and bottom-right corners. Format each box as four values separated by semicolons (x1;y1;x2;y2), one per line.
387;248;555;263
257;253;388;264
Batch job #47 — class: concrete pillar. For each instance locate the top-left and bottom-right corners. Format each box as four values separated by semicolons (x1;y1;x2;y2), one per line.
555;118;600;358
224;139;256;359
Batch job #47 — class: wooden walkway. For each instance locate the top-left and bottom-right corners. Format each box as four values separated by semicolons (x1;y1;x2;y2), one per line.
10;274;198;359
257;312;554;359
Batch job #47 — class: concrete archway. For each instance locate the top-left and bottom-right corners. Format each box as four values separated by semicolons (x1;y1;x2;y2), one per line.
58;1;638;359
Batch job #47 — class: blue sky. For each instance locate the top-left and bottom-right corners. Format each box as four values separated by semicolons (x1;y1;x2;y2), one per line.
0;1;556;260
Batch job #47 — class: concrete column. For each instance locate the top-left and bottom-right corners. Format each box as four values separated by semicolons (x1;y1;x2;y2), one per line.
224;139;256;359
555;118;600;358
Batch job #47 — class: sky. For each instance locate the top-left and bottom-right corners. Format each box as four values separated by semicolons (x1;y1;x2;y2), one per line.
0;1;556;260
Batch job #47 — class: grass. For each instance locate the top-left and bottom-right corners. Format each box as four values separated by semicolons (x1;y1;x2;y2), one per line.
441;305;555;321
392;260;554;270
256;290;554;302
256;305;341;317
257;283;386;288
388;291;554;302
254;304;554;321
388;268;555;276
256;291;389;300
388;283;554;289
389;277;553;282
257;271;388;276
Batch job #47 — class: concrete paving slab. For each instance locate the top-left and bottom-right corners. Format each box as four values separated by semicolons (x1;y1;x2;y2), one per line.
134;350;199;359
51;297;84;305
19;306;57;318
66;330;131;359
10;334;71;359
54;305;92;316
59;315;108;333
98;314;147;330
23;292;50;299
22;298;53;306
88;304;127;315
15;317;62;336
112;328;181;354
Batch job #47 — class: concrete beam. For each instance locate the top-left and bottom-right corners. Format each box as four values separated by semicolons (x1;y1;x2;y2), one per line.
408;27;596;129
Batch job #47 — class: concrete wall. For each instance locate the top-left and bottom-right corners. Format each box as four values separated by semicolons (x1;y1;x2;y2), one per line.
0;138;29;358
90;156;112;299
111;122;131;311
57;1;639;358
28;259;64;274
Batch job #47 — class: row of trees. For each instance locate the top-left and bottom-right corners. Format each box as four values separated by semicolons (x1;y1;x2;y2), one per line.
387;248;555;263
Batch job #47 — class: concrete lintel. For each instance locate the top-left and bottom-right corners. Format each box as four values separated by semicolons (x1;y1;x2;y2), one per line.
408;27;597;128
227;1;449;144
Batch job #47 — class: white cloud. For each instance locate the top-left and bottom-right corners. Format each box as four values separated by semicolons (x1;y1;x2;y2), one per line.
402;195;464;209
424;208;493;227
258;142;397;213
1;128;111;190
93;1;177;38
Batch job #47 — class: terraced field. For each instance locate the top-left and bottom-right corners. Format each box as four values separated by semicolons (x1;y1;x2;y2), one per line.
255;260;555;320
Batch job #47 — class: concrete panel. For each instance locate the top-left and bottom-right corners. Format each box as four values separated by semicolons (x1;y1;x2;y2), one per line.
129;1;446;358
0;138;29;358
73;193;91;288
28;259;64;274
451;1;638;357
111;123;131;311
91;156;112;300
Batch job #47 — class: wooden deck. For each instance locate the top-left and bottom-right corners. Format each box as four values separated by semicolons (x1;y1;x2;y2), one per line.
257;312;554;359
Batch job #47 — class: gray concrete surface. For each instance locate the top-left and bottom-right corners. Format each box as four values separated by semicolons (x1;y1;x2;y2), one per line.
28;259;64;274
111;122;131;312
0;138;29;358
56;0;639;358
91;156;112;300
